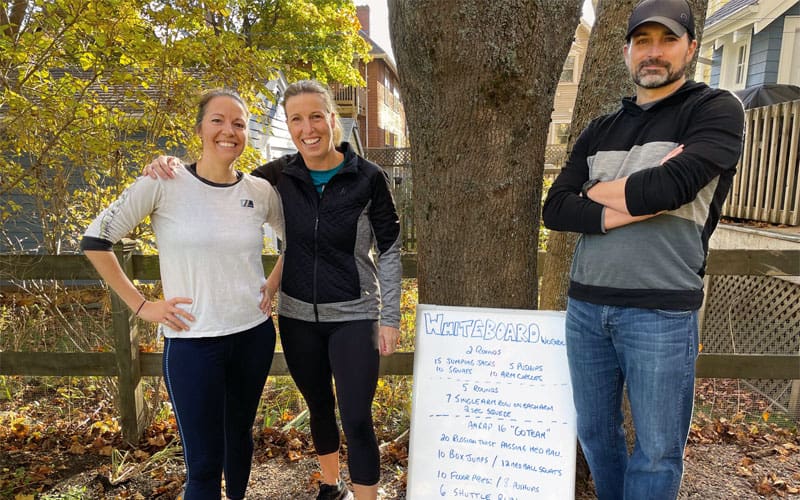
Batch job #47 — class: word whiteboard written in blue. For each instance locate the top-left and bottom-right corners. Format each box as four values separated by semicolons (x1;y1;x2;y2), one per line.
407;304;576;500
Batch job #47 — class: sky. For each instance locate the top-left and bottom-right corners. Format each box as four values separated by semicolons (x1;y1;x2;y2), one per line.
356;0;596;63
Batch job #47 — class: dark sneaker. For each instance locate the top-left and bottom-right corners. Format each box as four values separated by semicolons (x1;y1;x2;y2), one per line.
316;479;353;500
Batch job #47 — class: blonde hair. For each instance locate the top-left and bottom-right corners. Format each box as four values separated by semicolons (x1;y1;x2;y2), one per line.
283;80;344;145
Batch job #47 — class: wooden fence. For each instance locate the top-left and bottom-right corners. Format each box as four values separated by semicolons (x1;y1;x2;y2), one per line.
1;247;799;441
723;99;800;225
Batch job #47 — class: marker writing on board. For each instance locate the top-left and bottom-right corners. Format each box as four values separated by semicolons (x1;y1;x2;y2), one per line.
423;313;543;344
408;307;576;499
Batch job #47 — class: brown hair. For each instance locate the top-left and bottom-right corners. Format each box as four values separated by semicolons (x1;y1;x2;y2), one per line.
283;80;343;145
195;89;250;133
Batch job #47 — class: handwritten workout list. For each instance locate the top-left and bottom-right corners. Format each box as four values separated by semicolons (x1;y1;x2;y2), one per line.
407;305;576;500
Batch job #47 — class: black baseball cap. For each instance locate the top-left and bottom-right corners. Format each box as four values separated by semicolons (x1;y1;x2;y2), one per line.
627;0;696;40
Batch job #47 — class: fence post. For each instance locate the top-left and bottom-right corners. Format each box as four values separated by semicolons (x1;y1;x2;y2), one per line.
790;380;800;418
111;239;146;443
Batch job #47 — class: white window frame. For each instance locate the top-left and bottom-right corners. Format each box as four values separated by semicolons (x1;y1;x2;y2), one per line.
777;16;800;85
721;33;751;90
550;122;570;145
735;44;747;85
560;55;576;83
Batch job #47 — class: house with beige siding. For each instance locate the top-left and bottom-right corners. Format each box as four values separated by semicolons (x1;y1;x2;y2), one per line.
547;19;592;146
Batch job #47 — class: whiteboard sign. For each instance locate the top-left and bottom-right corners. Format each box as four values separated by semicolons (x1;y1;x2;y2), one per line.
407;304;576;499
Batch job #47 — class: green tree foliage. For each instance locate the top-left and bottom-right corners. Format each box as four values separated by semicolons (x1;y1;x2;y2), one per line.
0;0;369;253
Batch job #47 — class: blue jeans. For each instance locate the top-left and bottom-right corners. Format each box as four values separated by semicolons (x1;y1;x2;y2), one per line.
163;320;276;500
565;298;698;500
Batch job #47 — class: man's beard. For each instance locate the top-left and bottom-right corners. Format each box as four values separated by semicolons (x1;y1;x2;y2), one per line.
631;58;687;89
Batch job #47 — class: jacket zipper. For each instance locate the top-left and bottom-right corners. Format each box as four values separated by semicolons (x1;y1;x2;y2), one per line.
309;166;342;323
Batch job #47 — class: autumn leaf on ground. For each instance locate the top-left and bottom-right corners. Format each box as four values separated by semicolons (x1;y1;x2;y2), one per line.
381;441;408;463
308;471;323;490
90;436;108;450
91;418;120;436
11;418;29;439
68;441;86;455
147;433;167;447
755;476;775;495
29;465;54;481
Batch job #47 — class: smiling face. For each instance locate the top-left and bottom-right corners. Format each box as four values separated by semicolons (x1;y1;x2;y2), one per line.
196;95;248;166
624;22;697;99
284;92;339;167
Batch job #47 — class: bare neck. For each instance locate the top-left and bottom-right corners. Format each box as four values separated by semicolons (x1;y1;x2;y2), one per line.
196;159;237;183
304;150;345;171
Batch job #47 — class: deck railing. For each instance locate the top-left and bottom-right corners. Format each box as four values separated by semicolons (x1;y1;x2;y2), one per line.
723;99;800;225
329;84;366;117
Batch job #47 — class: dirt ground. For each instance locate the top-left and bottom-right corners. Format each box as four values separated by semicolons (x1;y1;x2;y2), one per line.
3;378;798;499
23;429;799;499
253;439;800;499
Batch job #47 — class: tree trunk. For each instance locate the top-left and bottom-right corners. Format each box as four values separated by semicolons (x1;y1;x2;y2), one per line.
539;0;637;311
389;0;582;308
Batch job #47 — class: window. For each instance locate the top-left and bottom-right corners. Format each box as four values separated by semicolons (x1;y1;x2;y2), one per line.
384;73;392;105
735;44;747;86
560;56;575;83
553;123;570;145
721;32;750;90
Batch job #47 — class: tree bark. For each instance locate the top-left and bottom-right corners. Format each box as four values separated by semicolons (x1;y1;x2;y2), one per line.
389;0;582;308
539;0;636;311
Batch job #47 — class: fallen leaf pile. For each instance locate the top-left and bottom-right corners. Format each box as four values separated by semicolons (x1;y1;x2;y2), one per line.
689;411;800;496
0;375;796;499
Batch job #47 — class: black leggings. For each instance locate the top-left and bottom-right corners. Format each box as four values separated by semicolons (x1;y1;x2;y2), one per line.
279;317;380;486
163;321;275;500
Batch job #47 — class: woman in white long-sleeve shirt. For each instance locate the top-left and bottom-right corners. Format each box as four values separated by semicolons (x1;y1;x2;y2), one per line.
81;89;284;500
